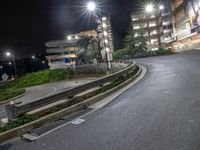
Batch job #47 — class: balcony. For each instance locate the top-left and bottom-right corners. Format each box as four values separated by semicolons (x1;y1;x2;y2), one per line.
47;47;79;53
176;16;189;27
177;30;191;40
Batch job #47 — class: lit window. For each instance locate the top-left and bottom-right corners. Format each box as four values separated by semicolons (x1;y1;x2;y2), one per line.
133;26;140;29
149;23;156;27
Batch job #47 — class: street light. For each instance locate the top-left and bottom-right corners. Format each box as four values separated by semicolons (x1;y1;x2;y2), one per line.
87;1;96;12
146;4;154;13
159;5;164;10
6;52;17;79
85;1;112;72
30;56;36;72
0;66;3;75
67;35;72;40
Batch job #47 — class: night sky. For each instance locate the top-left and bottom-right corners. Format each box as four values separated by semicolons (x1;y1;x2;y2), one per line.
0;0;139;59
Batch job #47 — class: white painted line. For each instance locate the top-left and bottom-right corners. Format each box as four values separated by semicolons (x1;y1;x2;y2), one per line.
22;134;38;142
71;119;85;125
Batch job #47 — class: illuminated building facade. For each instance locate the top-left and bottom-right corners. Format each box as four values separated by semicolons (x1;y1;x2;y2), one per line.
46;30;97;69
131;4;174;51
171;0;200;51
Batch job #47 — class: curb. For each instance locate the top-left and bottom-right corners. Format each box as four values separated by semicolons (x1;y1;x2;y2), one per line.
0;89;29;105
0;66;144;143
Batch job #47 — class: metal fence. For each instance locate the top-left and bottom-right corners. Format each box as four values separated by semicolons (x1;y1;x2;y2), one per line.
5;61;136;120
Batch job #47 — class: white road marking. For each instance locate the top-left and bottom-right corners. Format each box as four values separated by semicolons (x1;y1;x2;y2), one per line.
71;119;85;125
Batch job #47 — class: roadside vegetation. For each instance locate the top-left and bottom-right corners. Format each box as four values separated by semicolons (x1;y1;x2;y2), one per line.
113;27;173;60
0;68;74;102
0;65;140;133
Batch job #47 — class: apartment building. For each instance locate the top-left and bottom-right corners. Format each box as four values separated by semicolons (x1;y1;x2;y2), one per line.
171;0;200;51
45;30;98;69
97;16;114;61
131;6;174;51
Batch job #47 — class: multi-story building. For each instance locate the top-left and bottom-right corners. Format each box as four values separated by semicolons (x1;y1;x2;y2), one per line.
46;30;98;69
97;16;114;62
171;0;200;51
131;5;174;51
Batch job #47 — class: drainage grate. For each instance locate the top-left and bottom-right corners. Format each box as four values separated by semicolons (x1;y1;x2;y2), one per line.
22;108;92;142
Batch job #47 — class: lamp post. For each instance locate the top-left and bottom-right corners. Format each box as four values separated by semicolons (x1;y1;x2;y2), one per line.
6;52;17;79
30;56;35;73
86;1;112;72
0;66;3;76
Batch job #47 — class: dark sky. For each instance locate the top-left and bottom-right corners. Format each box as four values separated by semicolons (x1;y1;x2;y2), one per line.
0;0;138;59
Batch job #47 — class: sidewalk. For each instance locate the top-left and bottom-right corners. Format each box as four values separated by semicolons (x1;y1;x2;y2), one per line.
0;78;97;120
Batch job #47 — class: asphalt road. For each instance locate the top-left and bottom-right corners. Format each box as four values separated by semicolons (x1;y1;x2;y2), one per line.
1;51;200;150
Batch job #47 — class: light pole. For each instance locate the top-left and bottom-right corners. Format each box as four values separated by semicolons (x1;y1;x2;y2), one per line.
0;66;3;76
86;1;112;72
6;52;17;79
30;56;35;73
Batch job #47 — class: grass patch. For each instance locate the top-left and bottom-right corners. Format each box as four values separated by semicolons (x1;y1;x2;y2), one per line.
9;68;74;89
0;115;39;133
0;88;26;102
0;66;140;133
0;68;74;102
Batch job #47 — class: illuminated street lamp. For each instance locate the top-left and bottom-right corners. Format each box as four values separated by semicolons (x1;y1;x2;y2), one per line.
30;56;36;72
146;4;154;13
6;52;17;79
0;66;3;75
67;35;72;40
87;1;96;12
159;5;164;10
86;1;112;71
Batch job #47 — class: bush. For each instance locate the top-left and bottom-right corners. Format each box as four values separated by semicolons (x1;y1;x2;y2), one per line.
0;115;39;133
9;68;74;89
0;88;26;102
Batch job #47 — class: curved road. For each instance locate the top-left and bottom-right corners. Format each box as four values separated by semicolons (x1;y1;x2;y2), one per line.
1;51;200;150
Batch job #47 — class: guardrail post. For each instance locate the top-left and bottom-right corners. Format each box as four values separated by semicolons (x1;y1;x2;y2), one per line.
5;104;17;120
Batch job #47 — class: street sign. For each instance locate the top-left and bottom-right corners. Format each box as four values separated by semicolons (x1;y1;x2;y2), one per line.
1;73;9;81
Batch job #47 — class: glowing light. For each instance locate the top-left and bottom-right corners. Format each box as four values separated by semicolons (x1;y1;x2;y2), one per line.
105;39;109;43
102;17;107;21
104;31;108;36
159;5;164;10
6;52;11;56
67;36;72;40
146;4;153;13
106;47;110;52
87;2;96;12
102;23;107;28
75;36;79;39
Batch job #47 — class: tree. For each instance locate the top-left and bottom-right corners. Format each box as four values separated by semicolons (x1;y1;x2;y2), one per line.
124;28;148;56
76;36;101;64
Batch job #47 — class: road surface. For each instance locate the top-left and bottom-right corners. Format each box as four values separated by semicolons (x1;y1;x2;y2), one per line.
1;51;200;150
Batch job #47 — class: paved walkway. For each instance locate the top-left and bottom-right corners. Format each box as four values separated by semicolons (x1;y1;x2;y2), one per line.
0;78;97;120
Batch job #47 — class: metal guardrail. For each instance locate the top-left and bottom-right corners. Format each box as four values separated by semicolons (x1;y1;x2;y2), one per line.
5;61;137;120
